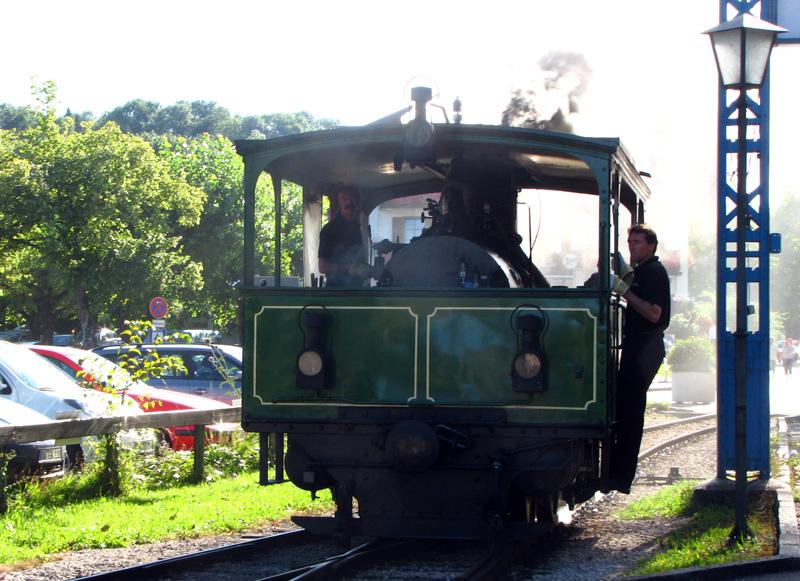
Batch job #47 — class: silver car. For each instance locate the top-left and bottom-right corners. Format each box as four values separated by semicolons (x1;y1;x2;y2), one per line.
0;341;157;465
92;343;242;404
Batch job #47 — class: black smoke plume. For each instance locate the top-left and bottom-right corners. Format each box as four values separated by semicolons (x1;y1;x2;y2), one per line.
501;51;592;133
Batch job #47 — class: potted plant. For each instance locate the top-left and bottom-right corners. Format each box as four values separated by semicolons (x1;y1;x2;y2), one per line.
668;336;716;404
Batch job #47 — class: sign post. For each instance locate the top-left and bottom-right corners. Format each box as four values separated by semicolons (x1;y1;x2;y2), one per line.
149;297;168;342
149;297;168;319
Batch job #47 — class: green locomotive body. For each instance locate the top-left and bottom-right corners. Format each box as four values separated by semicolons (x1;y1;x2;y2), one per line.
237;89;650;539
244;291;606;421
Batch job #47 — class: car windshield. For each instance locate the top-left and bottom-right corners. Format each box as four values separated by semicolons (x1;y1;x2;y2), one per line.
0;346;82;393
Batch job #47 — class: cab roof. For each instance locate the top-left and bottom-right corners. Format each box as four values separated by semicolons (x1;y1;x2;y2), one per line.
235;123;650;214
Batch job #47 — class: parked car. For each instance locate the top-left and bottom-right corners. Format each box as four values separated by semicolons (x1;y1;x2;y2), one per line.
180;330;223;344
0;341;157;465
0;325;29;343
29;345;237;450
74;327;120;346
92;343;242;404
0;399;66;481
23;334;76;347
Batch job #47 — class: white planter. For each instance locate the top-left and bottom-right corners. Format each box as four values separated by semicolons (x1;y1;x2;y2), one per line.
671;371;716;404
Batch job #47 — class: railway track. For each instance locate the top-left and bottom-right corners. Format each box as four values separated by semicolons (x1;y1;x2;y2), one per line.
636;413;717;483
73;533;539;581
65;413;717;581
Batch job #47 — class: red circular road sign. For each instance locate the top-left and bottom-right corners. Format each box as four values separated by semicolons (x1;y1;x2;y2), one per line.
149;297;168;319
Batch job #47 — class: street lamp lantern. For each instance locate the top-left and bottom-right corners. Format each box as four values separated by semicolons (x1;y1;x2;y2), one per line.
704;13;787;89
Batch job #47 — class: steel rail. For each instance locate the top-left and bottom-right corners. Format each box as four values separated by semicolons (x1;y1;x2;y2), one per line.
72;529;312;581
639;413;718;461
257;538;417;581
642;413;716;434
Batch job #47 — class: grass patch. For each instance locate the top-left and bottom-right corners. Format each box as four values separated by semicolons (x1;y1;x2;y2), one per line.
786;436;800;502
617;481;776;576
0;472;331;568
645;401;671;415
0;439;334;571
616;480;696;520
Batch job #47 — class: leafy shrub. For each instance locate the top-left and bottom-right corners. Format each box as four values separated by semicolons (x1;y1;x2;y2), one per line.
10;447;142;509
666;313;700;340
130;434;259;489
6;433;261;512
668;337;715;372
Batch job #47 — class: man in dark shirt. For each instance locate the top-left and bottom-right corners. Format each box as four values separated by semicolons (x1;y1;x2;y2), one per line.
607;223;671;493
318;185;367;287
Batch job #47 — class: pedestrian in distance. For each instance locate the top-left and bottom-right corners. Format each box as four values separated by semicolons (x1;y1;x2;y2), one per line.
782;337;798;378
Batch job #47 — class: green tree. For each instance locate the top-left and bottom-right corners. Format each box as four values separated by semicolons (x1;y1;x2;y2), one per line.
1;87;329;337
0;82;205;344
255;179;305;279
96;99;160;135
0;103;36;130
96;99;337;140
153;135;305;332
771;187;800;338
688;229;716;300
239;111;337;138
154;134;243;330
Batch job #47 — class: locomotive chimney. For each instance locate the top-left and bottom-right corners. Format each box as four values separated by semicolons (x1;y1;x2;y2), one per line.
410;86;432;120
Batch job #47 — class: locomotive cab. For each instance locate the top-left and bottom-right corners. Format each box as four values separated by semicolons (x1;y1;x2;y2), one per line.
236;86;651;540
370;180;527;289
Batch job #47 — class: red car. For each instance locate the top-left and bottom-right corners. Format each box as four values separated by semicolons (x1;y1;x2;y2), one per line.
28;345;237;451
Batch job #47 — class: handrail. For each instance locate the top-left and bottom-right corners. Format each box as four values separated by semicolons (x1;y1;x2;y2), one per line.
0;406;243;492
0;405;241;446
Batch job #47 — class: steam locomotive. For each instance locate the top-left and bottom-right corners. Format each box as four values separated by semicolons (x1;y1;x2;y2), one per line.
236;86;650;540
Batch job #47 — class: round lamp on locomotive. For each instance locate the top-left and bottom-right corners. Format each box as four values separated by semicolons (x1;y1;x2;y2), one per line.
511;314;546;393
295;311;330;390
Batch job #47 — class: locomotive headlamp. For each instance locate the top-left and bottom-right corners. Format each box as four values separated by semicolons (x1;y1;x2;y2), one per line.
297;349;323;377
513;351;541;380
511;313;546;392
296;310;330;390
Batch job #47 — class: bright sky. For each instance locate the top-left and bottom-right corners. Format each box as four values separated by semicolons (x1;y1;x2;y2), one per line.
4;0;800;251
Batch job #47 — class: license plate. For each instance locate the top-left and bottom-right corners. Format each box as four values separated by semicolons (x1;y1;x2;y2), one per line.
38;447;63;463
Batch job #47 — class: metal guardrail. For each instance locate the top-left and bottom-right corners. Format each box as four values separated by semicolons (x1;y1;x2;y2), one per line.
0;406;243;491
0;405;242;446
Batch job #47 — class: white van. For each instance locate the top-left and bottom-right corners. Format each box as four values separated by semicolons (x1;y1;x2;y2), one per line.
0;341;156;464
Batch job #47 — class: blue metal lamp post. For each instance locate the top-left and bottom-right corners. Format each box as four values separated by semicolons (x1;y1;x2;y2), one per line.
704;13;786;541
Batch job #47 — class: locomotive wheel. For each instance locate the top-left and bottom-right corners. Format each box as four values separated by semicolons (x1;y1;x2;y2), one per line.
534;493;560;524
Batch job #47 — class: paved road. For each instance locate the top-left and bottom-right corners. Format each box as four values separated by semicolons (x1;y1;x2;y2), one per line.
647;368;800;417
769;367;800;417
